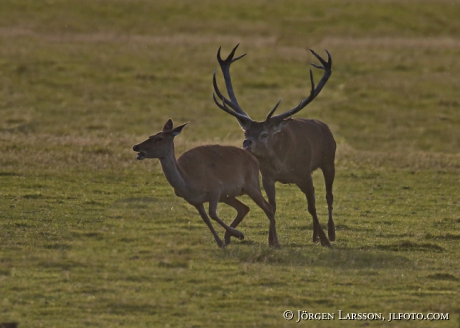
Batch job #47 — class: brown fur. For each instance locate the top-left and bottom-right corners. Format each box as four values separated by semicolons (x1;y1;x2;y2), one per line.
133;119;279;248
213;45;335;247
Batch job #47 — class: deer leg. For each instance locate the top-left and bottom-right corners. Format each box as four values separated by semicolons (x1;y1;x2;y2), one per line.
246;184;280;248
322;164;336;241
261;177;280;247
222;198;249;245
297;177;331;248
208;194;245;241
195;204;225;248
262;177;277;214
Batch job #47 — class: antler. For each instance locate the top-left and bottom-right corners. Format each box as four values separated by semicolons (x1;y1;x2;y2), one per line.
212;44;253;120
267;49;332;122
212;93;252;124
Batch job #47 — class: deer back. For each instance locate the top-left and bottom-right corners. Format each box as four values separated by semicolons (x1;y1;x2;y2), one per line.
260;118;336;179
177;144;260;195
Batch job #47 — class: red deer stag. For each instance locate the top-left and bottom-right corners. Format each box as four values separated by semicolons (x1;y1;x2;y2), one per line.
212;44;335;247
132;119;279;248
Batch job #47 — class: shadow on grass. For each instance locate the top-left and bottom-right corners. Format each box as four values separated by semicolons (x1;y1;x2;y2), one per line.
361;240;446;252
425;233;460;241
106;301;158;316
0;171;21;176
221;241;412;270
427;273;458;281
293;223;375;233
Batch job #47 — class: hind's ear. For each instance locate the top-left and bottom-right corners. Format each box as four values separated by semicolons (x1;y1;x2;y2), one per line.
170;122;189;137
163;119;174;131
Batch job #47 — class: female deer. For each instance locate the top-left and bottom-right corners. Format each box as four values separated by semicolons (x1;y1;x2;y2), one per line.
132;119;279;248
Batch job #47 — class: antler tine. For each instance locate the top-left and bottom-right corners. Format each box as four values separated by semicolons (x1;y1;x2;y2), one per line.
265;99;282;121
212;92;251;122
212;70;226;105
281;69;315;117
213;69;247;115
309;49;332;98
217;44;247;65
269;49;332;122
310;49;332;71
214;44;251;119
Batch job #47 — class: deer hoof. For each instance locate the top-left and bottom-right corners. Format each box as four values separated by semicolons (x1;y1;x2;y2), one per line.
229;228;244;240
329;233;336;242
270;242;281;249
328;228;336;242
320;239;332;248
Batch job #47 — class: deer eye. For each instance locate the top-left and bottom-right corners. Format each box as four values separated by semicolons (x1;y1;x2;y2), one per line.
260;133;268;140
148;136;163;143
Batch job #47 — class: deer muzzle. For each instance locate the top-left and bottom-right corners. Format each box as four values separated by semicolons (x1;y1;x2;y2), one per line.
132;145;146;160
242;139;253;151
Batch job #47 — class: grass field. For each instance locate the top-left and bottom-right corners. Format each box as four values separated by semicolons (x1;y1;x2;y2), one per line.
0;1;459;327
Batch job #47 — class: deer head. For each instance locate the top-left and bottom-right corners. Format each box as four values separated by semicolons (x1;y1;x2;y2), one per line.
132;119;188;160
212;44;332;157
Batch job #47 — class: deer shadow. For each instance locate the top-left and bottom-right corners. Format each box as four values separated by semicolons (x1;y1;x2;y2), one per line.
220;240;414;270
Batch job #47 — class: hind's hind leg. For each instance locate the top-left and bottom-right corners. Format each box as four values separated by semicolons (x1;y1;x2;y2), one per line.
222;198;249;245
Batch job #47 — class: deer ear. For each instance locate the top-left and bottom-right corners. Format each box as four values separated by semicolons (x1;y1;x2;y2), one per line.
163;119;174;131
170;122;188;136
270;118;291;134
235;117;252;131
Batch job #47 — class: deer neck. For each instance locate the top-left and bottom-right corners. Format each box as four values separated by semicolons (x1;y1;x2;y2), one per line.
158;145;189;194
257;150;284;174
258;134;291;176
